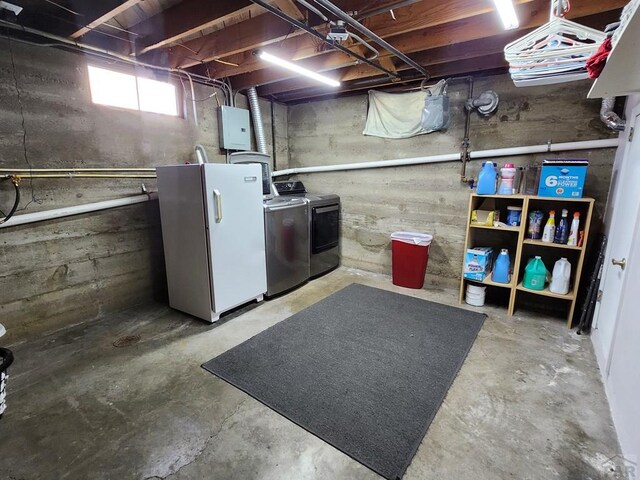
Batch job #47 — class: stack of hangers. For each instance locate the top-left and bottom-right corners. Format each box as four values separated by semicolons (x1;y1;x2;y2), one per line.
504;0;606;87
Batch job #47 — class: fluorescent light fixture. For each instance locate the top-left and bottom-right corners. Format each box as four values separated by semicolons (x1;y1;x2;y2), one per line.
493;0;519;30
258;51;341;87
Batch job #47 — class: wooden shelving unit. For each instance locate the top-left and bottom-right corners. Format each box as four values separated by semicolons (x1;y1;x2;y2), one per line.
459;194;595;328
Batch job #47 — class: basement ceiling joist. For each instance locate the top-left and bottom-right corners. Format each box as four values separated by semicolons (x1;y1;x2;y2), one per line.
5;0;628;103
255;7;623;100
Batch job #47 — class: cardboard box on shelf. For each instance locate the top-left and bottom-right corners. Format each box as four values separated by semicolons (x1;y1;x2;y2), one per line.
471;198;500;226
464;247;494;281
538;159;588;198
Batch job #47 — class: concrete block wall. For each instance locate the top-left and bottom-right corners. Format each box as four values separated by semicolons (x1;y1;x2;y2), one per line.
0;41;283;344
285;74;618;287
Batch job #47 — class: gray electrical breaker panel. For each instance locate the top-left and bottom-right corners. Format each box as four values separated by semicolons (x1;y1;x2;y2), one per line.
218;106;251;151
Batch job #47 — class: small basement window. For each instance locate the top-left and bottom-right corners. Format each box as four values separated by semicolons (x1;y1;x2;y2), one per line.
87;65;179;116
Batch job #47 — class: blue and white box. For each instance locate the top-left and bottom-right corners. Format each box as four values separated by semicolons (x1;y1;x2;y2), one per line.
538;159;588;198
464;247;494;281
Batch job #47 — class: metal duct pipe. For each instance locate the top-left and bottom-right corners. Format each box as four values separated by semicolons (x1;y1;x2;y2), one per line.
312;0;429;78
600;97;626;132
249;0;398;80
247;87;269;155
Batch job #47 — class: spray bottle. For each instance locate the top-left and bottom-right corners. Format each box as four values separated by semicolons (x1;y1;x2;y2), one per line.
542;210;556;243
567;212;580;246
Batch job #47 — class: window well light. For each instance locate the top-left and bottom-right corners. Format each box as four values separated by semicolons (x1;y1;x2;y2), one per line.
258;51;341;88
493;0;519;30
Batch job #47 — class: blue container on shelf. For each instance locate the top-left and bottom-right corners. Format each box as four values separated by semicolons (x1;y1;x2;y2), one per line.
477;162;497;195
492;249;511;284
506;206;522;227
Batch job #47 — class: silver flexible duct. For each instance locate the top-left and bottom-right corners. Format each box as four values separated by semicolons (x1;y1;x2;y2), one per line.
600;97;626;132
247;87;269;155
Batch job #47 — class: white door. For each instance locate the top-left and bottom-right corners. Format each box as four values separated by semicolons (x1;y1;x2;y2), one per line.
593;108;640;367
203;164;267;314
605;204;640;462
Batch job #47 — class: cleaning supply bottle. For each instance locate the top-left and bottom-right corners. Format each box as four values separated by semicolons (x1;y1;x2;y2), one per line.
549;258;572;295
477;162;497;195
567;212;580;246
498;163;517;195
554;209;569;244
542;210;556;243
523;256;548;291
492;249;511;284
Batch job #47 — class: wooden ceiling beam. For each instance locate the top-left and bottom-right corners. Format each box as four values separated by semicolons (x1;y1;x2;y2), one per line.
256;34;517;96
170;0;535;69
231;48;365;91
133;0;254;55
70;0;144;39
204;0;538;79
236;0;624;92
272;0;306;21
274;53;509;103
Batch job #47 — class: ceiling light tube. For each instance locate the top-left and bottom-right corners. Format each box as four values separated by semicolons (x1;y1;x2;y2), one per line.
493;0;519;30
258;51;341;87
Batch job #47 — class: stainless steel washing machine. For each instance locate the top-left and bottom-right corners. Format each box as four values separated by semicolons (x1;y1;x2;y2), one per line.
263;196;310;297
274;181;340;278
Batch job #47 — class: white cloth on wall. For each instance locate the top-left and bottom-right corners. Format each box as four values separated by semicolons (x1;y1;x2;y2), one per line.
363;81;447;139
363;90;427;139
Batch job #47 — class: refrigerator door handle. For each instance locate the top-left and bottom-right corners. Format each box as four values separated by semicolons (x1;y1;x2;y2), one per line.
213;189;223;223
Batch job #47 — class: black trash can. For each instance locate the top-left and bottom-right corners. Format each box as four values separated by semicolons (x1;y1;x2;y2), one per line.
0;348;14;417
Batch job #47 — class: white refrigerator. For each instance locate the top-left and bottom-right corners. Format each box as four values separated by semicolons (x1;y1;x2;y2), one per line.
156;163;267;322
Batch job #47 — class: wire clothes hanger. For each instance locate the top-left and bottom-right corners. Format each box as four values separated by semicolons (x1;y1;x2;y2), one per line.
503;0;606;86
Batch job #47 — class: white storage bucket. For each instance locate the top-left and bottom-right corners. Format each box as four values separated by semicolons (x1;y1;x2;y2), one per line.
466;283;487;295
465;284;486;306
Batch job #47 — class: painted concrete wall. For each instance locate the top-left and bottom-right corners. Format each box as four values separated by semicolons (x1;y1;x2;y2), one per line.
286;74;618;287
0;41;283;344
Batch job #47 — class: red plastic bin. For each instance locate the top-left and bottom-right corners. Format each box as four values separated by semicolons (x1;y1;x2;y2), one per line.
391;232;433;289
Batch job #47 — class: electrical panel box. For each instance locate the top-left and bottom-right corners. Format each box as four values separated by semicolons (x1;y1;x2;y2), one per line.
218;106;251;151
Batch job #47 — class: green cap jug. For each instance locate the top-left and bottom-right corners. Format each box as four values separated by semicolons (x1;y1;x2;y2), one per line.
523;256;547;291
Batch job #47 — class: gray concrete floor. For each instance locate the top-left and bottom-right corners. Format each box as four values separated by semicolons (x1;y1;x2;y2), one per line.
0;267;622;480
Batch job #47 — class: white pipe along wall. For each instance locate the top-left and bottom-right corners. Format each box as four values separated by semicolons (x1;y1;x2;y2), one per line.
0;193;157;229
0;139;617;229
272;138;619;176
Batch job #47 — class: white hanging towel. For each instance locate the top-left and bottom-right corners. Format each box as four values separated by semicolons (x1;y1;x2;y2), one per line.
363;90;427;139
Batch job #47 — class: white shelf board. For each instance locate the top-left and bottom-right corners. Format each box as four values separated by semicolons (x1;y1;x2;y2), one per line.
589;3;640;99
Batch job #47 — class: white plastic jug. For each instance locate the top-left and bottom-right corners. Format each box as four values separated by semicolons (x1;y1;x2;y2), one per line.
549;258;571;295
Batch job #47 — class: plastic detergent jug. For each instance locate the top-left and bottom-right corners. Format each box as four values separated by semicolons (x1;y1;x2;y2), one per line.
523;256;547;291
492;249;511;284
477;162;497;195
498;163;517;195
549;258;571;295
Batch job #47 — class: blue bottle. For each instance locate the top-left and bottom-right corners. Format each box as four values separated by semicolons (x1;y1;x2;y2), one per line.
554;209;569;244
477;162;497;195
492;249;511;283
